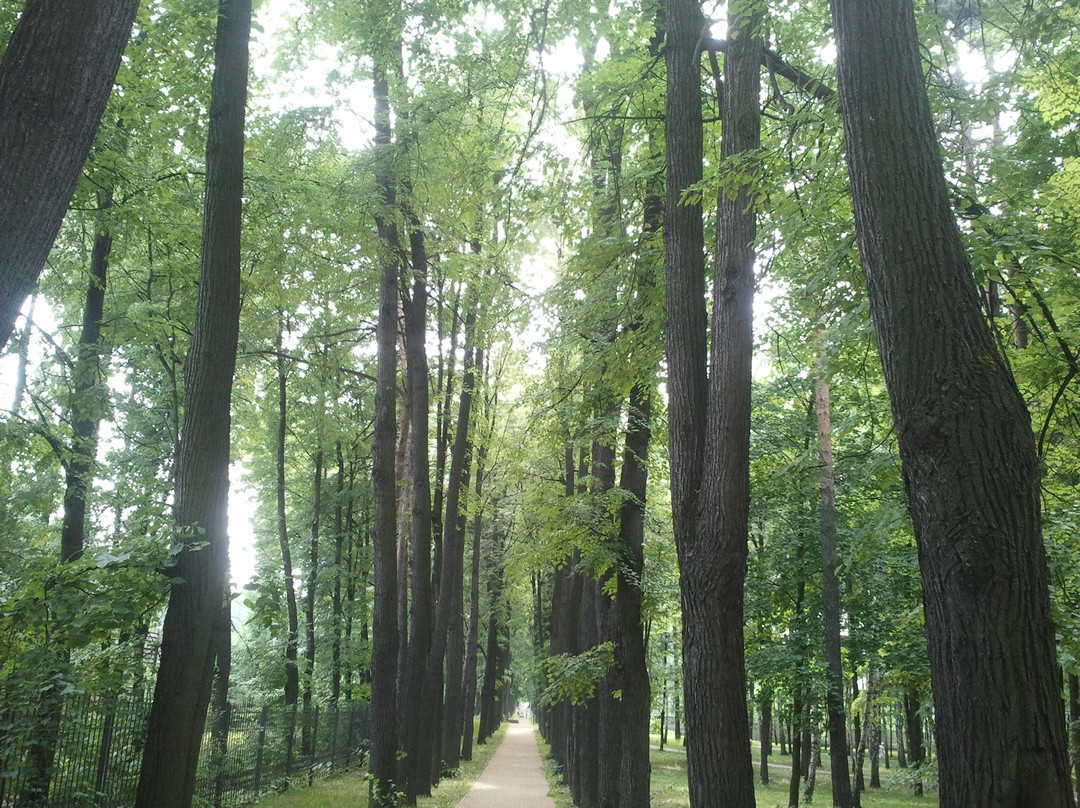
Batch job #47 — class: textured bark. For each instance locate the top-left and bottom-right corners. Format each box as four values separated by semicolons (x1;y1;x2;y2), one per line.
613;380;653;808
673;2;763;805
369;63;401;808
134;1;249;803
401;231;435;803
0;0;138;349
832;2;1074;805
816;373;854;807
275;323;300;707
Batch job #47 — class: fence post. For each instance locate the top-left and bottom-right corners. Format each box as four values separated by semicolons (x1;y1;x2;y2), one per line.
253;706;269;793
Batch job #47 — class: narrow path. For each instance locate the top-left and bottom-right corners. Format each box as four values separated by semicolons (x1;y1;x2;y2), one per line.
454;718;556;808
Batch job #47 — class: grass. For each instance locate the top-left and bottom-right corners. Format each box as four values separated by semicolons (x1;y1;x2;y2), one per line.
249;720;509;808
650;747;939;808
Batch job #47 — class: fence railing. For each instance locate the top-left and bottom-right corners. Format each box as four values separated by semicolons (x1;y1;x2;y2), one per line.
0;694;369;808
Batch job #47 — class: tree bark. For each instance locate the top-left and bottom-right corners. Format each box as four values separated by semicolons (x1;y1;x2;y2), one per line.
816;371;854;807
832;2;1074;805
401;230;436;802
369;62;401;808
134;0;249;803
671;1;763;805
613;380;653;808
0;0;139;348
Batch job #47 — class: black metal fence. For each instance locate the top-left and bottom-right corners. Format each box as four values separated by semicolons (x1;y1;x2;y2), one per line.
0;694;369;807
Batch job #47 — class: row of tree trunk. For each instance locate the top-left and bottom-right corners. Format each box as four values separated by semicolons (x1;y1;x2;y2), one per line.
365;36;512;808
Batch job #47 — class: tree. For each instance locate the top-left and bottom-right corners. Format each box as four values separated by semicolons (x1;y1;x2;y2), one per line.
0;0;139;349
831;0;1075;805
134;0;250;803
664;0;762;803
369;58;402;808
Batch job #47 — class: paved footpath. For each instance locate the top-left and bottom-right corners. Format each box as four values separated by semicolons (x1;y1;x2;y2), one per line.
454;718;557;808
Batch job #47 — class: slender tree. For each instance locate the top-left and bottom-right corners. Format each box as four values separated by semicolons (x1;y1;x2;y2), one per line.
831;1;1075;805
816;367;854;808
134;0;250;803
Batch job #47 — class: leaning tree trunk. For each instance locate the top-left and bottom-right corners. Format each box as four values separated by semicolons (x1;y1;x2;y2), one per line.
832;1;1074;805
0;0;138;348
134;1;249;803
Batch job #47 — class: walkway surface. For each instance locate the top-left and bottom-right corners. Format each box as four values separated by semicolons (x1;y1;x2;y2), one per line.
454;718;557;808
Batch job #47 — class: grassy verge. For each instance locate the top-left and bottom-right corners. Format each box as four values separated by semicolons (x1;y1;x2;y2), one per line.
250;721;509;808
651;747;939;808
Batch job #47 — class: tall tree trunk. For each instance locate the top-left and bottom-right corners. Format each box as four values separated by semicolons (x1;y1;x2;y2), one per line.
0;0;138;348
368;62;401;808
401;228;435;803
418;300;477;790
788;692;803;808
460;353;489;762
614;379;654;808
396;328;412;731
134;1;249;803
302;451;323;759
671;1;764;805
903;688;924;796
759;690;772;784
478;528;508;744
831;2;1074;805
852;673;864;802
23;194;114;807
276;321;300;708
331;443;346;702
816;371;854;807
